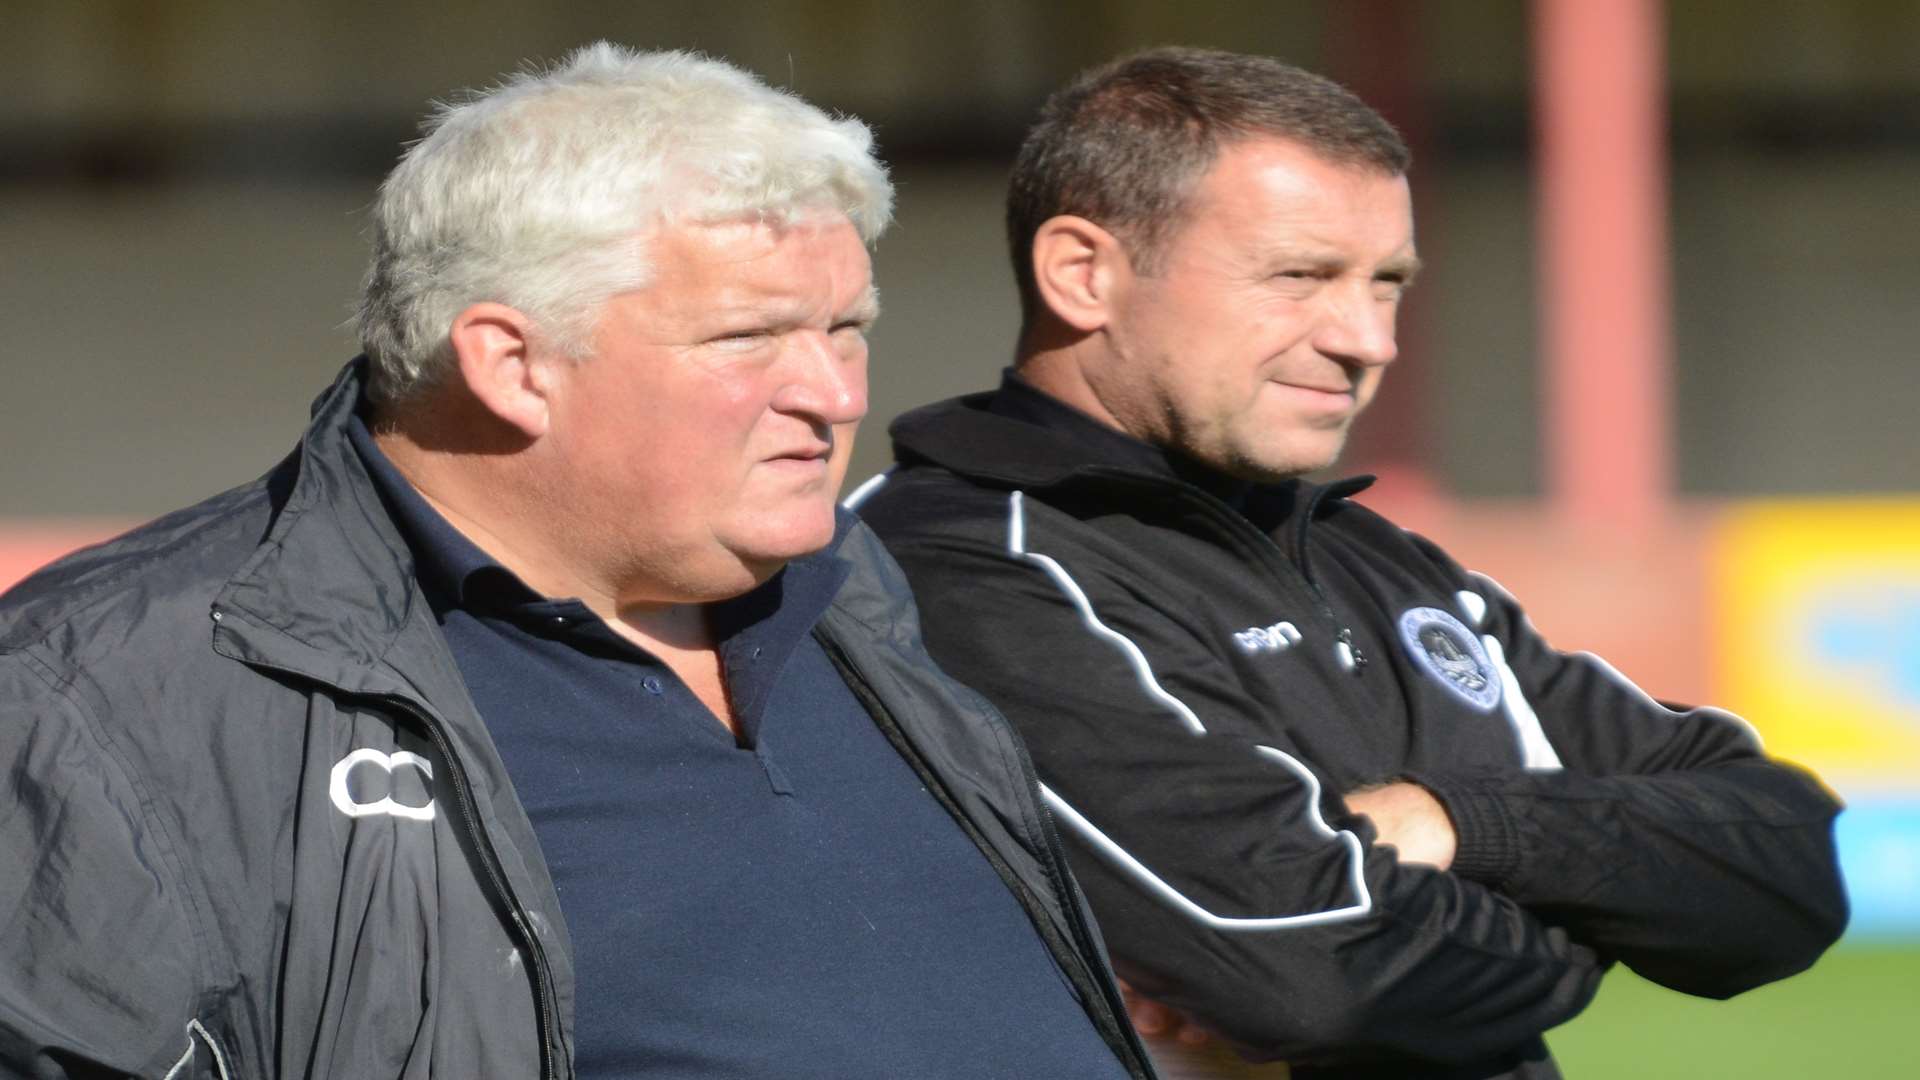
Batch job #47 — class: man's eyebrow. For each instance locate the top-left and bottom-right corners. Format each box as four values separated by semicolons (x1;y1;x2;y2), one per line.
840;286;882;325
1264;247;1344;270
1378;253;1423;284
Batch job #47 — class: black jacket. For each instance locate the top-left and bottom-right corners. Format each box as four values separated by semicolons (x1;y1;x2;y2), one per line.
854;384;1849;1079
0;363;1155;1080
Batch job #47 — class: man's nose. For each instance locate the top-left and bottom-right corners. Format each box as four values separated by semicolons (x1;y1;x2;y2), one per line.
773;330;868;426
1315;285;1400;369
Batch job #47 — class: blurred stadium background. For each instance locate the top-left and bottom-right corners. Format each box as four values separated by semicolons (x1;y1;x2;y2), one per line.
2;2;1915;1075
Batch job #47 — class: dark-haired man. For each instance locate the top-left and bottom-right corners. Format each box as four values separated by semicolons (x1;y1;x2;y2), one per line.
854;46;1847;1079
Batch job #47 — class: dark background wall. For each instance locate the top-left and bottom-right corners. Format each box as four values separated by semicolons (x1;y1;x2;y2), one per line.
2;0;1916;517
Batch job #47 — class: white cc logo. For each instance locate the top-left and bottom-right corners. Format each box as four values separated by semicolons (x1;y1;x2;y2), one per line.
329;748;437;821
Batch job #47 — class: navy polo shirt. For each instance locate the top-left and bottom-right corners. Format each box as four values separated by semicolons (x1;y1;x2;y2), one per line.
349;418;1130;1079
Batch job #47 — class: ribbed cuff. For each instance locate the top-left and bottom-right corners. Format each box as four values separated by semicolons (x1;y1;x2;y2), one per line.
1405;772;1522;889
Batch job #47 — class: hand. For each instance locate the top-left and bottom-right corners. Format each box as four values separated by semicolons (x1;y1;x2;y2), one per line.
1344;781;1457;870
1119;981;1211;1046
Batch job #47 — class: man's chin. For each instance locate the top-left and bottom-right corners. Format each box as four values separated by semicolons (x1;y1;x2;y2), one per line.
1225;440;1350;483
731;513;840;573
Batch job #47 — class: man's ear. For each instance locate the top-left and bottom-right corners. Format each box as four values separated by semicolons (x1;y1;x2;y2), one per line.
448;302;550;438
1031;215;1126;333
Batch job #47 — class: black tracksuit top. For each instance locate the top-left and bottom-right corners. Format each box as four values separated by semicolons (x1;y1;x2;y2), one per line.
854;379;1849;1080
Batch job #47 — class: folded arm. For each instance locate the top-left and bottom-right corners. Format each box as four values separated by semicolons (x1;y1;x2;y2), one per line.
890;528;1603;1065
1405;556;1849;997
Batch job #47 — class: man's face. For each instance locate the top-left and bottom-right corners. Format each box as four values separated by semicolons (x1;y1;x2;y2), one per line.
538;212;875;604
1095;137;1417;480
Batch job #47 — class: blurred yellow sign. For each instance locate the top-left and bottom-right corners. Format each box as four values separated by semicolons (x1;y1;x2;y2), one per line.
1716;500;1920;780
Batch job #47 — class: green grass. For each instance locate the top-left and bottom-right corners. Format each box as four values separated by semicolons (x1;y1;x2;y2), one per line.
1547;944;1920;1078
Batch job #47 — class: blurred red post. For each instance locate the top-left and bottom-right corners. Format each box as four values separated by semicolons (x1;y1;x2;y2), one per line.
1533;0;1673;529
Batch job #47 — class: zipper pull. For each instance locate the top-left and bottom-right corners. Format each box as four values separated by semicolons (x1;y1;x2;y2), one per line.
1336;628;1367;674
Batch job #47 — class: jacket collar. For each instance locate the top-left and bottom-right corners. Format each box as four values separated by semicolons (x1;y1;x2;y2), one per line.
210;358;448;700
211;360;879;705
887;370;1373;527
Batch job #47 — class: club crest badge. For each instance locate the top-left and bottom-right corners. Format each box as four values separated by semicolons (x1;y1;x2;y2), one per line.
1397;607;1502;712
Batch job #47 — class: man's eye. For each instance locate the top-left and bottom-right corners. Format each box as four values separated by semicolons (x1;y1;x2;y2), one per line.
1273;269;1329;286
709;330;770;351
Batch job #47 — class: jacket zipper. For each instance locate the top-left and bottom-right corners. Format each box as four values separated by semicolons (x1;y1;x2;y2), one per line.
1137;476;1368;674
388;693;564;1080
817;635;1158;1080
1296;480;1369;664
209;611;564;1080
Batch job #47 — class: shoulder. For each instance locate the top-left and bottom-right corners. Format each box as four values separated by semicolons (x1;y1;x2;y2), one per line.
830;517;915;614
1313;493;1473;589
1;469;279;673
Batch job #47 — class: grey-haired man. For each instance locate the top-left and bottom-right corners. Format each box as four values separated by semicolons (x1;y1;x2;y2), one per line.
0;44;1152;1079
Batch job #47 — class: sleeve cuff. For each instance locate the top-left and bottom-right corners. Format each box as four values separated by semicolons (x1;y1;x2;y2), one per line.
1405;772;1522;889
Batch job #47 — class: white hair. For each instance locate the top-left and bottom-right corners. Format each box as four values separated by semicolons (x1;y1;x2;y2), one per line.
355;42;894;404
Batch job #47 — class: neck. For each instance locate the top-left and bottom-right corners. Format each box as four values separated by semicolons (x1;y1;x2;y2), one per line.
375;425;741;734
376;425;591;595
1015;330;1129;436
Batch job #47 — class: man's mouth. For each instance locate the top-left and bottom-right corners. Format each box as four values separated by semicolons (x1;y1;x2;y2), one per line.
764;444;833;467
1275;381;1355;401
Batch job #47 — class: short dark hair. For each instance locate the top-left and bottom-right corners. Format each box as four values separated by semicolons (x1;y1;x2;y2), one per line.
1006;46;1410;327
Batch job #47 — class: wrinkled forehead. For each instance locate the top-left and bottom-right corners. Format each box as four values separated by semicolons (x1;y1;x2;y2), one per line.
634;210;877;311
637;203;867;258
1176;137;1415;250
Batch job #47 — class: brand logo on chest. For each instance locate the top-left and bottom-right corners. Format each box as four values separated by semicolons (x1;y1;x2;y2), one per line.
329;748;437;821
1397;607;1502;712
1234;620;1303;654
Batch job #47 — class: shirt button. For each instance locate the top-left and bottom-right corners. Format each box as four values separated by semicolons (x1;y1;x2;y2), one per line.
642;675;664;695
